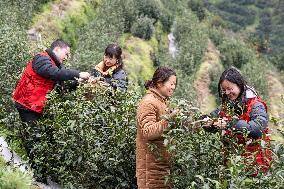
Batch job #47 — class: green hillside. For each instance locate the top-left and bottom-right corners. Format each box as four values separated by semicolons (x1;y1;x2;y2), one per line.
203;0;284;70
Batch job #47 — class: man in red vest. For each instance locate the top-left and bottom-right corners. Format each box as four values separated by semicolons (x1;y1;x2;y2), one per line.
13;39;90;124
12;39;90;183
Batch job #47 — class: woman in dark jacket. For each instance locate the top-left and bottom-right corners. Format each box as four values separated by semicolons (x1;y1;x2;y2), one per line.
92;44;128;92
204;67;272;175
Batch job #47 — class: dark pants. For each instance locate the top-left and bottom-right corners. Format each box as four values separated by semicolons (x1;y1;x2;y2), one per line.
16;106;42;154
17;107;42;125
16;106;48;182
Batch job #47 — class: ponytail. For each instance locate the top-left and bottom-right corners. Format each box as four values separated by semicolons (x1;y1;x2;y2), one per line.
144;80;153;89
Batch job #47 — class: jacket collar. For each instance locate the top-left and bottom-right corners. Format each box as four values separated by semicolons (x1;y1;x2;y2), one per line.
147;88;167;103
46;48;62;68
245;86;257;99
239;86;258;103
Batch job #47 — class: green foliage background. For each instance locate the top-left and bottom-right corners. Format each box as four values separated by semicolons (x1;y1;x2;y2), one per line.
31;85;139;188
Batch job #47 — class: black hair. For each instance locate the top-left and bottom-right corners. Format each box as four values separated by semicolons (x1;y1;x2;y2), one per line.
218;67;249;115
218;67;247;101
145;66;177;89
50;39;70;50
104;44;123;70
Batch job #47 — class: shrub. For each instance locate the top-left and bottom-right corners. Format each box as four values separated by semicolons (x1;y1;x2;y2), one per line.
208;62;224;100
248;32;270;53
134;0;162;22
241;59;269;100
131;16;155;40
27;84;140;188
216;2;254;17
159;10;174;33
208;26;225;47
164;100;284;188
163;102;224;188
188;0;207;21
255;0;275;9
0;4;32;123
270;53;284;71
120;0;136;32
230;0;256;5
0;0;51;27
218;38;254;69
60;2;98;49
256;10;272;39
173;11;208;75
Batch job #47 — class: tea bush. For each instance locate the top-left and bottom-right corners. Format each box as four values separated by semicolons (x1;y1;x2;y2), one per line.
218;38;254;69
22;85;284;188
159;9;174;33
164;100;284;188
0;24;30;115
0;1;51;187
0;0;52;119
240;59;269;100
208;1;257;31
187;0;207;21
134;0;162;22
173;11;208;75
0;2;33;116
208;26;226;47
27;84;140;188
131;16;155;40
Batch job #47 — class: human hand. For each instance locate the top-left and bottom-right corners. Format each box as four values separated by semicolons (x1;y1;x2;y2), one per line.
161;109;179;121
101;71;108;76
97;80;110;87
169;109;179;118
87;76;99;84
212;118;227;129
79;72;91;80
203;118;214;128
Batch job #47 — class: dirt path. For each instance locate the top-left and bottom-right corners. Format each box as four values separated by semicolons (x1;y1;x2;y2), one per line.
267;71;284;118
267;70;284;143
193;40;223;113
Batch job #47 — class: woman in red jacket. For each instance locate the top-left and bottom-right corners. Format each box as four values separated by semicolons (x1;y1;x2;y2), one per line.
204;67;272;175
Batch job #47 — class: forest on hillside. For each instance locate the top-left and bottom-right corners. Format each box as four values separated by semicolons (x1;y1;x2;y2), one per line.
0;0;283;188
190;0;284;71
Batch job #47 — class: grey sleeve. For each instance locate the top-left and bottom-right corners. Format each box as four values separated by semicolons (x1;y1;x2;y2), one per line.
32;55;80;81
233;102;268;138
110;70;128;92
209;107;221;118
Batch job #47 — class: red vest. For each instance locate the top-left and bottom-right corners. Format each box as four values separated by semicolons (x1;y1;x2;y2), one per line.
13;52;56;113
219;97;272;174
